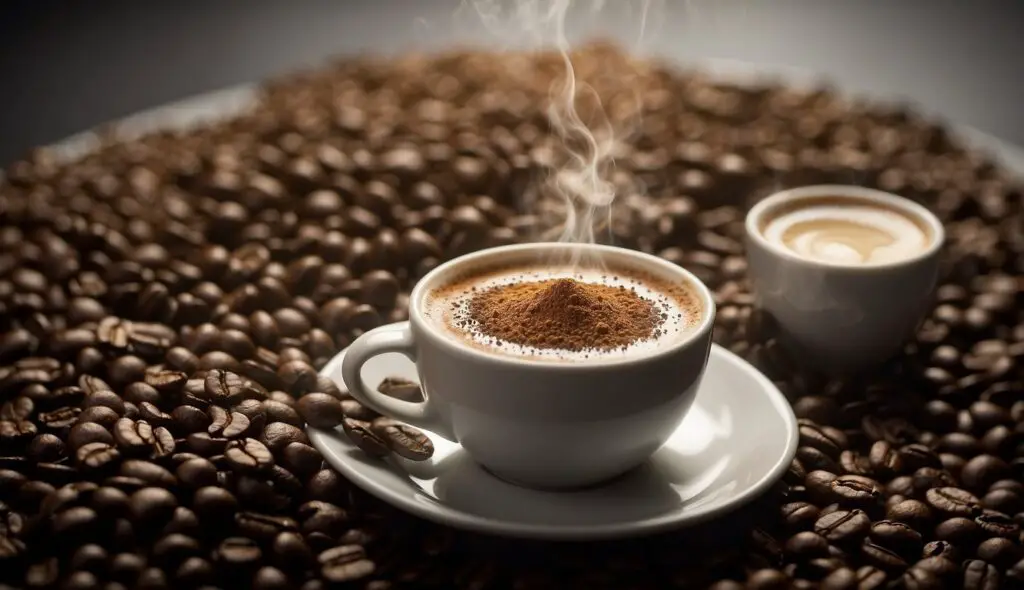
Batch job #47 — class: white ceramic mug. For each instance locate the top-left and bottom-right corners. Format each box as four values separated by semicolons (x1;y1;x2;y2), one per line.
340;243;716;489
744;185;945;376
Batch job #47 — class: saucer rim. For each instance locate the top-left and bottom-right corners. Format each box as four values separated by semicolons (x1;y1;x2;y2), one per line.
309;338;798;541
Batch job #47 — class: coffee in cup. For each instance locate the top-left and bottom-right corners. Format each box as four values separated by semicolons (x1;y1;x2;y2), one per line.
745;185;944;376
759;196;935;266
340;243;716;489
423;263;704;362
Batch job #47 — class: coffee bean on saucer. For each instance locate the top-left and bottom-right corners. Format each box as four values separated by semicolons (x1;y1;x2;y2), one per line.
370;418;433;461
341;419;388;457
377;377;423;402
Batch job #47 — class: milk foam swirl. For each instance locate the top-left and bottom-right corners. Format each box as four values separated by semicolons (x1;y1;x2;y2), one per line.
764;205;928;265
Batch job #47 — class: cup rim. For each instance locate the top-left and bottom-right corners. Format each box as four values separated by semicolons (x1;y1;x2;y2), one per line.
744;184;946;271
407;242;717;371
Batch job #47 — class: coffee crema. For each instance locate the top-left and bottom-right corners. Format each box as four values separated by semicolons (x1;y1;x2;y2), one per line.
423;264;703;362
761;197;931;265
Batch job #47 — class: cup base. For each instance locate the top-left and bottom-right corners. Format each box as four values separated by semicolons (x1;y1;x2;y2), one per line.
480;462;642;492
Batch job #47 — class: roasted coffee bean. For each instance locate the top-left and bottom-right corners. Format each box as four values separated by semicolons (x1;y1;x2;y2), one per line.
207;406;252;439
120;460;176;488
901;567;943;590
976;537;1022;568
273;531;314;570
975;511;1020;538
81;389;125;414
781;502;820;531
935;517;982;545
77;405;120;429
319;545;375;583
799;422;847;459
144;369;187;394
76;442;121;471
113;418;156;454
176;458;218;489
913;467;957;493
191;485;238;523
150;426;175;459
296;393;345;429
183;431;229;456
784;531;829;559
377;376;423;402
217;536;262;567
281;442;322;478
341;418;389;457
899;444;941;471
27;433;65;462
138;402;171;428
125;382;163;408
340;400;379;422
814;509;871;543
961;455;1010;491
370;418;433;461
869;519;922;554
831;475;882;508
277;360;318;395
37;406;80;432
263;400;302;426
130;487;177;525
861;538;908;571
887;499;933;529
796;446;840;473
838;450;871;476
91;485;129;518
236;512;299;543
0;396;34;422
926;486;982;516
171;405;210;434
922;540;960;561
867;441;902;476
225;438;274;472
963;559;1000;590
260;422;309;453
307;468;346;502
204;369;264;405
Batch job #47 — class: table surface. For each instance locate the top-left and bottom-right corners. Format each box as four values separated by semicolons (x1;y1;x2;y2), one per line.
2;0;1023;166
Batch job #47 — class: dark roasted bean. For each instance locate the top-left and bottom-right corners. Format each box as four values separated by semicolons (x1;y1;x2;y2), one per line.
925;487;982;516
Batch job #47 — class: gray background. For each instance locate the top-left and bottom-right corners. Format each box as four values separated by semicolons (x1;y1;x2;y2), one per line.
2;0;1023;166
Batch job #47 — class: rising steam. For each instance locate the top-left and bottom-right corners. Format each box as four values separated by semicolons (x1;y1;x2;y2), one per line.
458;0;659;265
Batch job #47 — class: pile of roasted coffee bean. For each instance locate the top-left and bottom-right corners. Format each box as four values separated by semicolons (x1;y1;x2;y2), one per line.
1;42;1022;589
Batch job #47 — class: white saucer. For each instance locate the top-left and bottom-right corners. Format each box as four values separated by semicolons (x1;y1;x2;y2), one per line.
308;343;798;541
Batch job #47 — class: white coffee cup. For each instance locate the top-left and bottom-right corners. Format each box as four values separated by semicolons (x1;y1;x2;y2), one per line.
744;185;944;376
340;243;716;489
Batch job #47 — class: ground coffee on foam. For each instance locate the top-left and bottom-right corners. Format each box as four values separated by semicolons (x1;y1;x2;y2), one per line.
468;278;660;351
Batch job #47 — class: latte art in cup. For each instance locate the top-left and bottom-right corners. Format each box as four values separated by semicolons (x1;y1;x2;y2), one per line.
761;198;932;265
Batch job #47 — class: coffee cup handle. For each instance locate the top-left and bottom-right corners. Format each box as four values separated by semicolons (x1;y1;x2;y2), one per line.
340;322;455;441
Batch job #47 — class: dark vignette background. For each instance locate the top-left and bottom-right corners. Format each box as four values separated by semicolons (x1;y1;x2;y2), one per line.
1;0;1023;166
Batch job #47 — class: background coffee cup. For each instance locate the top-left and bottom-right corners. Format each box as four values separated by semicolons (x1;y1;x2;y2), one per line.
744;185;945;376
339;243;716;490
